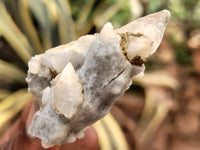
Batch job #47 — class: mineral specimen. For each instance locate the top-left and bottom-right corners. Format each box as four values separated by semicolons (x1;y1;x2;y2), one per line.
26;10;170;148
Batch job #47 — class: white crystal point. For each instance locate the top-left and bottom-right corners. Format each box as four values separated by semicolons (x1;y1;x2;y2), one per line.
75;131;85;139
41;141;54;149
66;135;76;143
100;22;120;43
127;36;153;60
52;62;83;118
28;55;50;78
115;10;170;61
28;55;41;74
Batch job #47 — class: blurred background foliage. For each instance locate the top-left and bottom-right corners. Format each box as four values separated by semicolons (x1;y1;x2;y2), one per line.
0;0;200;150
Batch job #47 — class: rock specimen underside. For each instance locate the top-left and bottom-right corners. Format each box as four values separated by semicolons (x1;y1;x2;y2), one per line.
26;10;170;148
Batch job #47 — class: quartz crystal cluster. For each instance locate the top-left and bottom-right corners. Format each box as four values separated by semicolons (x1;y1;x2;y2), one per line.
26;10;170;148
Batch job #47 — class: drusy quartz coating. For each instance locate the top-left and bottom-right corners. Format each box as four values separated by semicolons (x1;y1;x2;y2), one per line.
26;10;170;148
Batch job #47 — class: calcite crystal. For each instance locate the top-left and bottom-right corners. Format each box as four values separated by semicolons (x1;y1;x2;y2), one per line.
26;10;170;148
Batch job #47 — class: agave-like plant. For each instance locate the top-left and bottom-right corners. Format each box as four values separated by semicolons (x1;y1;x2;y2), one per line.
0;0;180;149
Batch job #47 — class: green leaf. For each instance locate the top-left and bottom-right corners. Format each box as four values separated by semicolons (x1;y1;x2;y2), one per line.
54;0;76;43
17;0;44;54
0;2;33;63
0;89;11;100
93;1;123;30
76;0;96;32
133;73;179;90
0;89;33;126
0;59;26;83
28;0;52;49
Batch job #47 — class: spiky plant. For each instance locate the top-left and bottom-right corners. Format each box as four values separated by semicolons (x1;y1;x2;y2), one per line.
0;0;180;149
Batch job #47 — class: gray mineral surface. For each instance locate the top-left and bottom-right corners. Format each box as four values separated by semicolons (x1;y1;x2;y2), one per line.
26;10;170;148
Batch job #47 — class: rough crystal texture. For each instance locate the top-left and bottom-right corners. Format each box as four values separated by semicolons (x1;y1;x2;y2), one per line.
26;10;170;148
52;62;83;118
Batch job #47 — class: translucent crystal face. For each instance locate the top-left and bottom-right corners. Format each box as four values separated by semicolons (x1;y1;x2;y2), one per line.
116;10;170;64
26;10;170;148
